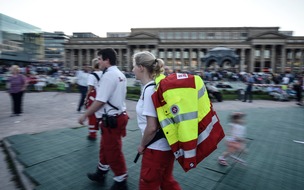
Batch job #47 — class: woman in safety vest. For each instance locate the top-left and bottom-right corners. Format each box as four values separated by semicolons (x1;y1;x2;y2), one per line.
132;51;181;190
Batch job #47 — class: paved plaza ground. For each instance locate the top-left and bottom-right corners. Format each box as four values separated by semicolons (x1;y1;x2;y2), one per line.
0;91;303;190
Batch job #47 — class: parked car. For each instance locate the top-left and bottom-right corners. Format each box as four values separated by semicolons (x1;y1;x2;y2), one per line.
205;82;223;102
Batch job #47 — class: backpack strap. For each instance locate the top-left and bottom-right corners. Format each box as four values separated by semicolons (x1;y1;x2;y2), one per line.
91;73;100;81
107;101;119;110
142;82;156;100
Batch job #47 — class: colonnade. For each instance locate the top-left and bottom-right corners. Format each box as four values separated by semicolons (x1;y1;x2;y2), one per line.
64;45;304;73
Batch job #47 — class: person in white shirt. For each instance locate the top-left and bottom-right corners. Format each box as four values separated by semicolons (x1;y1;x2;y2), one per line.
78;48;129;190
132;51;181;190
76;65;89;112
282;75;290;85
84;58;103;140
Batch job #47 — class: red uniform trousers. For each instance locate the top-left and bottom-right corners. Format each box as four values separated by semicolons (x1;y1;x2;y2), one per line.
99;112;129;177
139;148;181;190
86;89;99;138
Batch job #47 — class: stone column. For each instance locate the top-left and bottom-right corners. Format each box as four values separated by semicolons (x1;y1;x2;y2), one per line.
291;49;295;73
164;48;168;65
86;49;90;66
261;45;265;72
196;49;200;70
78;49;82;68
181;48;184;70
172;49;176;71
189;48;192;69
271;45;275;73
70;49;74;69
94;49;97;57
118;48;123;70
63;49;67;68
154;46;158;57
301;49;304;72
281;46;286;73
127;47;131;72
240;48;245;72
250;46;255;73
199;49;203;70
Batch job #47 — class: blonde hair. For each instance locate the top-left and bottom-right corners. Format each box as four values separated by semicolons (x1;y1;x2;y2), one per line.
10;65;20;73
133;51;164;79
92;58;99;70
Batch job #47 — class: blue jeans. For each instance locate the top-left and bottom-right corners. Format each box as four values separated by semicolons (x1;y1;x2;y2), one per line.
77;85;87;111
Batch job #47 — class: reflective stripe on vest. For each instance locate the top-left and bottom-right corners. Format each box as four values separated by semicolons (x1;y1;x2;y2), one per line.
159;111;198;128
173;114;218;159
198;83;206;99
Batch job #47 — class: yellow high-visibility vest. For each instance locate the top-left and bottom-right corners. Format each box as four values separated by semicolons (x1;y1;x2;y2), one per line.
152;73;225;172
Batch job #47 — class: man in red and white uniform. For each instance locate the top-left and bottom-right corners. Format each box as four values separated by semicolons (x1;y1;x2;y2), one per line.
85;58;103;140
78;48;129;190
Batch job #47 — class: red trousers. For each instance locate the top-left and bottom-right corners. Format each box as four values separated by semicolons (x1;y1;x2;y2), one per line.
86;89;97;126
86;89;99;138
139;148;181;190
99;112;129;177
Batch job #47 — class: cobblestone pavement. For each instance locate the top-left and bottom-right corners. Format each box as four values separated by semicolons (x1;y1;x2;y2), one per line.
0;91;302;190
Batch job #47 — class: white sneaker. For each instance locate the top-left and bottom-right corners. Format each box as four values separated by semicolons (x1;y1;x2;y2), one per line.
218;156;228;166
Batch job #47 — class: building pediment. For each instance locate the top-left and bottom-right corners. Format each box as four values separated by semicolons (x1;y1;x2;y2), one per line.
127;32;158;39
127;32;159;45
249;32;288;40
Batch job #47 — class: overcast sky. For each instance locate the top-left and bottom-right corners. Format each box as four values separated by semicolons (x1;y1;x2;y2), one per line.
1;0;303;37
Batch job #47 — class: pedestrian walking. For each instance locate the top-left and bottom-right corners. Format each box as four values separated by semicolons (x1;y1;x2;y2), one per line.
76;64;89;112
7;65;28;116
293;78;303;106
132;51;181;190
243;72;254;103
78;48;129;190
84;58;103;140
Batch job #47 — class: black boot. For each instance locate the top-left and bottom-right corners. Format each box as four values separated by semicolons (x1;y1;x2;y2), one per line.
87;168;108;183
110;180;128;190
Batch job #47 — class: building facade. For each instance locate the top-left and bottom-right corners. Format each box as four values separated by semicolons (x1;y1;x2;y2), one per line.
43;31;69;66
64;27;304;74
0;13;44;66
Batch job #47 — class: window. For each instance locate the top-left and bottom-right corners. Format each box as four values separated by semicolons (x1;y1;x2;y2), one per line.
287;51;292;59
175;32;181;39
232;32;238;39
255;50;260;57
190;32;197;39
264;50;270;58
167;32;174;39
223;32;230;39
207;33;215;39
183;32;190;39
296;51;302;59
168;51;173;58
241;33;248;38
184;51;189;59
176;51;181;58
159;32;165;39
215;32;222;39
151;49;157;57
159;51;165;59
198;32;205;39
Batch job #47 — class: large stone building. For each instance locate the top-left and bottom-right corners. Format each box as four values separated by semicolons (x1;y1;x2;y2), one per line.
64;27;304;73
